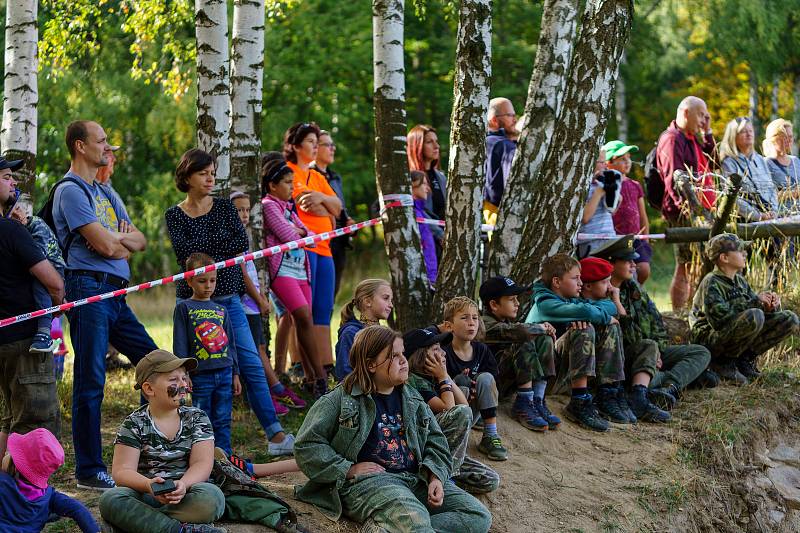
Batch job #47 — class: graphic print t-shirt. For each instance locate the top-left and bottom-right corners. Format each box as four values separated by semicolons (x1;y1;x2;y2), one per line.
275;206;308;280
173;299;238;374
356;389;417;473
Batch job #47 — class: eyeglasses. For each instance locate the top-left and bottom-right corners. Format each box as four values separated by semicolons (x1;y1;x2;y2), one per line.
735;116;751;125
319;142;336;148
495;113;516;119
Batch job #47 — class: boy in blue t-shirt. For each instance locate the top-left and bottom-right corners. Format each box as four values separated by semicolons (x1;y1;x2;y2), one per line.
173;252;240;455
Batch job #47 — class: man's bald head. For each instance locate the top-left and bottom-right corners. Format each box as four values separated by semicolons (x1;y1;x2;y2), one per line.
487;97;517;133
676;96;709;134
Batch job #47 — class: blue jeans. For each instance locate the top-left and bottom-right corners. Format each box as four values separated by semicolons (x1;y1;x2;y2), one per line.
190;367;233;455
66;273;158;479
31;280;54;333
212;295;283;439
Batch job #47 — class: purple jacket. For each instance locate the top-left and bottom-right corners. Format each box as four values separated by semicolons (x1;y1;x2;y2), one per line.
261;194;313;282
414;199;438;284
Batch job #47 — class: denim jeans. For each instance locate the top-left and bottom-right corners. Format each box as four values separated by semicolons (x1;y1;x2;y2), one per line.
66;273;158;479
190;367;233;455
99;482;225;533
31;280;54;333
212;295;282;439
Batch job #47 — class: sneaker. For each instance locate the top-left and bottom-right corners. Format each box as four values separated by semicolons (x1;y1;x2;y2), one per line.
649;383;679;411
690;368;720;389
477;435;508;461
616;387;637;423
287;363;305;384
628;386;671;423
275;516;313;533
179;524;227;533
710;360;749;386
595;387;630;424
313;378;328;399
536;397;561;429
736;359;761;380
274;387;307;409
29;332;55;353
214;447;256;480
272;396;289;416
268;433;295;456
76;471;116;491
512;398;548;431
564;395;609;432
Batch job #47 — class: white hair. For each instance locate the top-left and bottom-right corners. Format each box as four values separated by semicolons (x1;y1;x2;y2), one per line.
487;97;512;121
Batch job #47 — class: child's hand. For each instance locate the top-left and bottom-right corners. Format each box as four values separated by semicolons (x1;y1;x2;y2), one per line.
607;285;620;302
569;321;589;330
427;477;444;507
609;317;620;326
233;375;242;396
346;462;385;479
542;322;556;339
424;352;447;381
257;294;271;316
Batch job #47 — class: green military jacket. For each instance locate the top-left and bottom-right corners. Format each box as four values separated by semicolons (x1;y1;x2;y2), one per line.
689;268;764;337
293;383;452;521
618;279;670;351
482;312;548;349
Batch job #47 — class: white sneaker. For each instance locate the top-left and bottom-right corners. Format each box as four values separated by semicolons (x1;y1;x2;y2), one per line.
267;433;295;456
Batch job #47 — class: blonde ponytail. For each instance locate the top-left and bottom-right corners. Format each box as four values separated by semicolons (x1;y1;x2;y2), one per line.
340;278;392;324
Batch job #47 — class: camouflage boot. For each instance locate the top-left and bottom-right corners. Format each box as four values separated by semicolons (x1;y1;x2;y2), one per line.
710;359;748;386
628;385;670;423
595;386;630;424
736;351;761;380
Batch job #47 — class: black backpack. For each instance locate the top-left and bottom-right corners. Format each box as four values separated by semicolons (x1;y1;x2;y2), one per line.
643;136;665;210
37;176;93;261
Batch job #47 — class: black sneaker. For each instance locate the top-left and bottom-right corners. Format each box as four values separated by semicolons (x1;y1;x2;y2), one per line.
710;360;749;386
179;524;227;533
564;395;609;432
616;387;637;423
628;386;671;423
595;387;630;424
536;397;562;429
76;471;116;491
649;384;679;411
736;359;761;380
29;332;55;353
478;435;509;461
689;368;720;389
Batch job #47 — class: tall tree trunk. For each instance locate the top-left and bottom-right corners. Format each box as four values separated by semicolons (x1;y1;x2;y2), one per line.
196;0;231;194
749;68;760;138
487;0;579;278
509;0;633;291
1;0;37;193
373;0;431;330
433;0;491;310
615;50;628;140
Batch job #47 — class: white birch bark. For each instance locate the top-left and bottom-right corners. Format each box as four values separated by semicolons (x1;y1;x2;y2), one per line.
509;0;634;290
196;0;231;193
487;0;579;277
433;0;491;309
373;0;431;330
1;0;37;192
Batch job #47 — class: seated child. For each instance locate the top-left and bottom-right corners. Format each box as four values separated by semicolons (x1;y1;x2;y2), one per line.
603;140;652;284
173;252;241;455
100;350;226;533
335;278;394;380
526;253;624;432
403;328;500;494
690;233;800;384
411;170;438;285
0;428;99;533
441;297;507;461
591;236;713;409
10;193;66;353
479;276;561;432
578;257;670;424
294;325;491;532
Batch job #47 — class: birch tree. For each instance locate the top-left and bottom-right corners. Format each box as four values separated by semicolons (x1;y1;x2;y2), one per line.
433;0;491;309
195;0;231;193
2;0;37;193
487;0;579;277
373;0;431;330
509;0;634;289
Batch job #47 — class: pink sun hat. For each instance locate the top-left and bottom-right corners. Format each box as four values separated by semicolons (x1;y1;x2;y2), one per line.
7;428;64;489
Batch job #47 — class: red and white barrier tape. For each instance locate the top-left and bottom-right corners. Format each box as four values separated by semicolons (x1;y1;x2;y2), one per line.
415;216;495;233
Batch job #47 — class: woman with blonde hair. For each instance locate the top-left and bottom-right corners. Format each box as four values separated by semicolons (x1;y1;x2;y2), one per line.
334;279;394;380
763;118;800;209
294;325;492;532
719;116;779;221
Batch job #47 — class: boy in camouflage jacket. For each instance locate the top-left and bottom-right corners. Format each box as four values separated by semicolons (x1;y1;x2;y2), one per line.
690;233;799;384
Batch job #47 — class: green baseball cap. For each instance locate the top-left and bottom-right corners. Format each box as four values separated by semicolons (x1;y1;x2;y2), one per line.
602;140;639;161
706;233;751;261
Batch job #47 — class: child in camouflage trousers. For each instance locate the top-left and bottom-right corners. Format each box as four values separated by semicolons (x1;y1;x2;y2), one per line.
690;233;799;384
479;276;561;432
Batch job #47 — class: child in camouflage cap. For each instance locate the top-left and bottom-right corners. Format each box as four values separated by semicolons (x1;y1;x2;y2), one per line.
99;349;227;533
690;233;799;384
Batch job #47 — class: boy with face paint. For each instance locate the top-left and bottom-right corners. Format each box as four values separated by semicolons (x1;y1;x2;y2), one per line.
100;350;227;533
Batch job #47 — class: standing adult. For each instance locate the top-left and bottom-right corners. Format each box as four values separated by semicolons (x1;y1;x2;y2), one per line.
0;160;64;458
165;148;295;454
483;97;518;221
53;120;158;490
407;124;446;255
283;123;342;394
655;96;716;310
312;130;355;297
763;118;800;211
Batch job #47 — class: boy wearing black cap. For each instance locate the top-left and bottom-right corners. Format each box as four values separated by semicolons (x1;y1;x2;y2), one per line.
100;350;226;533
479;276;560;432
403;329;500;495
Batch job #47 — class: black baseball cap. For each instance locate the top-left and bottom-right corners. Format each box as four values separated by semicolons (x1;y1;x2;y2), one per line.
403;328;453;357
479;276;530;303
0;158;24;171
